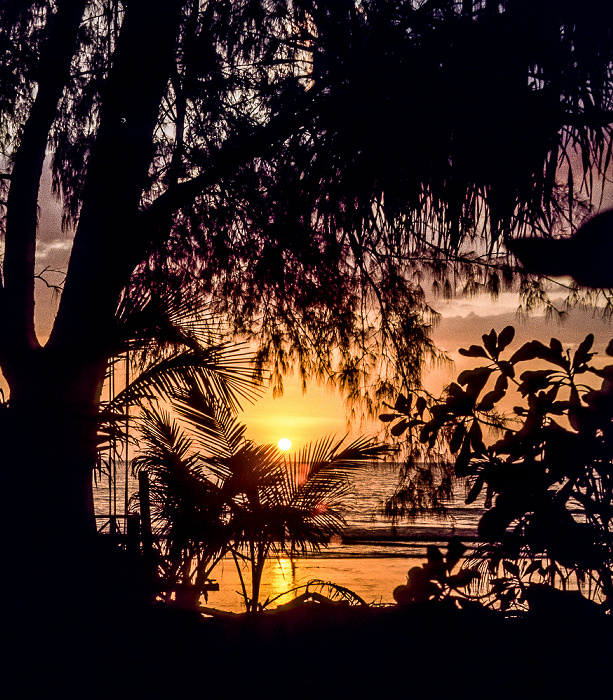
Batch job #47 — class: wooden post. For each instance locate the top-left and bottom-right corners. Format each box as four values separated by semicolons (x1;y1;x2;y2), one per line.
138;470;157;590
126;513;140;557
138;470;152;549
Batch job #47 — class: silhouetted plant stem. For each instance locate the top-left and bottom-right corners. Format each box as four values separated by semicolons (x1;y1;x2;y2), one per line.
232;549;250;611
384;327;613;612
250;542;271;613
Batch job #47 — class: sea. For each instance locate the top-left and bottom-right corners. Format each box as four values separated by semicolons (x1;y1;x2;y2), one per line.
93;462;482;612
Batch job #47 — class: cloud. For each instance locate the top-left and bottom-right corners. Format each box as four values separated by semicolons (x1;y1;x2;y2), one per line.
35;238;72;262
433;291;527;319
426;302;613;396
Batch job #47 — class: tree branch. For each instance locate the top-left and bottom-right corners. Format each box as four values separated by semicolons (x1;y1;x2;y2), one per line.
49;0;184;355
137;96;317;253
1;0;87;363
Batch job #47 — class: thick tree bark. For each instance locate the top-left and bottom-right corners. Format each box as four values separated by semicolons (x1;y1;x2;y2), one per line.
0;0;87;371
1;1;184;624
50;0;184;353
0;1;93;622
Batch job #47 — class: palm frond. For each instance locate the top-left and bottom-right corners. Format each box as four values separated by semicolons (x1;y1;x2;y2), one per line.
132;407;233;559
132;407;195;470
116;279;219;356
269;580;369;608
109;343;261;414
131;384;389;607
171;383;250;461
281;435;390;503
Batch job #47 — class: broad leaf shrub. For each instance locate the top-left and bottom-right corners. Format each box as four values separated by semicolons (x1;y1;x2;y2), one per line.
393;537;480;608
382;327;613;613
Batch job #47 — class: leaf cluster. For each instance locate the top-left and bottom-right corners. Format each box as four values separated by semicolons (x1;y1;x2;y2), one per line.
393;537;480;607
383;326;613;611
95;285;261;470
131;381;389;610
3;0;612;414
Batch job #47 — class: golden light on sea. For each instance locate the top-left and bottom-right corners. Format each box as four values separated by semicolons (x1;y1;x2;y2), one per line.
277;438;292;451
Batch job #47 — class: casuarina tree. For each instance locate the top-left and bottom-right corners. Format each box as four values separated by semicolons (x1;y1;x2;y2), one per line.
1;0;612;619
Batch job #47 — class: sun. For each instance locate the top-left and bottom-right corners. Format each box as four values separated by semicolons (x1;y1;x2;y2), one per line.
277;438;292;451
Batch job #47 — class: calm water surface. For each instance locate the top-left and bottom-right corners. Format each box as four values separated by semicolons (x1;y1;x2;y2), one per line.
94;463;481;612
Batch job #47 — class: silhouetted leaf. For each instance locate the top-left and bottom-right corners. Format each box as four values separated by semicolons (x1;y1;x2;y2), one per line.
446;382;475;415
484;485;494;509
569;385;581;406
458;344;489;358
415;396;427;416
510;340;568;368
455;438;473;477
466;474;485;505
447;382;465;399
588;364;613;380
518;369;555;396
379;413;397;422
427;429;438;448
390;418;409;436
449;422;466;453
419;422;433;444
478;506;512;541
606;339;613;356
572;333;594;369
469;420;485;453
427;545;444;564
482;329;498;357
509;340;544;363
477;374;508;410
446;537;467;569
477;391;498;412
394;394;412;412
497;326;515;352
458;366;494;398
568;386;582;431
419;414;446;445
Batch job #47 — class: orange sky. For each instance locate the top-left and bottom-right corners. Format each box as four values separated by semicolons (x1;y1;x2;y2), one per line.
30;160;613;453
241;296;613;449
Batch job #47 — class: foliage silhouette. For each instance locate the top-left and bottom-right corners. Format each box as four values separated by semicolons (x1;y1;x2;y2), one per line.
133;381;389;612
96;288;261;466
393;537;480;607
1;0;613;625
383;327;613;612
267;579;370;609
507;208;613;288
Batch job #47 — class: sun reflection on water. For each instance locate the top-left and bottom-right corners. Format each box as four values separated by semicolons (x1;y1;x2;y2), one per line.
266;556;299;604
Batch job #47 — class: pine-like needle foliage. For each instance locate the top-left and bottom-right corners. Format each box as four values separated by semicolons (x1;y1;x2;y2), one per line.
3;1;610;414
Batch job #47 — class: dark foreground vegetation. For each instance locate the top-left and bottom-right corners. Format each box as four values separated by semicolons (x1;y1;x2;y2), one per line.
19;591;613;699
2;3;613;695
384;329;613;615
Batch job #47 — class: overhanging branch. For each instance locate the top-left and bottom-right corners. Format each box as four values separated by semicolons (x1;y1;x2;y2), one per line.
137;96;318;253
1;0;87;362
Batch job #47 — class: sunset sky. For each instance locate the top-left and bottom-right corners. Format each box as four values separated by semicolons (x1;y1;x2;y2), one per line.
240;298;613;450
33;160;613;453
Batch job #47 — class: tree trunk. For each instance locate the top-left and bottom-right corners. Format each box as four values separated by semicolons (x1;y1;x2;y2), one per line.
1;349;106;608
0;3;211;691
250;544;269;612
1;0;185;613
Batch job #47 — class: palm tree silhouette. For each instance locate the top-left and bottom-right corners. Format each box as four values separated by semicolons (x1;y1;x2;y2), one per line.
133;381;388;611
